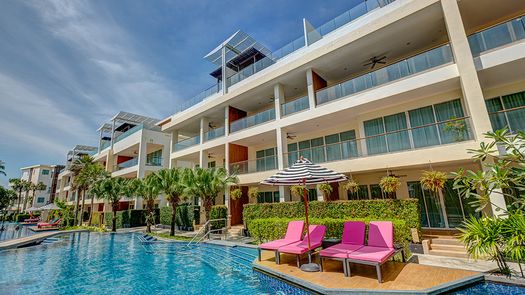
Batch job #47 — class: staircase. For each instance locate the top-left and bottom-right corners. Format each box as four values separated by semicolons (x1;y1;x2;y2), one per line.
423;231;468;259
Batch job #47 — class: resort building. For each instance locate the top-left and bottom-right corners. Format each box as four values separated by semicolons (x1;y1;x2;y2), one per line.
158;0;525;230
90;111;172;211
19;164;63;210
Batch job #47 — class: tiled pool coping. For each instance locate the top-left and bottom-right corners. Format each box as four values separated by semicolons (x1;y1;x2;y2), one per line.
253;263;485;295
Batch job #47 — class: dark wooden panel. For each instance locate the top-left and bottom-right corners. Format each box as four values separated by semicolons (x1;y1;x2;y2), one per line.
228;106;247;123
229;143;248;163
312;70;327;91
230;186;249;226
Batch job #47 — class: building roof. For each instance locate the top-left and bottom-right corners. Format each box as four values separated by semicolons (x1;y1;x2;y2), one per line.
204;30;272;66
20;164;58;170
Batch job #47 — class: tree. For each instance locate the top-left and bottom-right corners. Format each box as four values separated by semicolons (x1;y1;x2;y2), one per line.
135;175;161;233
86;165;110;226
71;155;95;225
54;199;74;227
28;182;47;208
98;177;126;232
183;167;238;229
0;160;6;176
0;186;16;230
9;178;25;213
21;180;32;211
154;168;188;236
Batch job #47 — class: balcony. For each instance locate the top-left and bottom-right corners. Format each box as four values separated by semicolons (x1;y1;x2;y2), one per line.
230;109;276;133
115;158;138;171
100;140;110;151
146;158;163;167
114;124;143;143
285;117;473;167
205;126;225;142
281;95;309;116
468;16;525;56
174;135;200;152
316;44;454;105
229;155;277;175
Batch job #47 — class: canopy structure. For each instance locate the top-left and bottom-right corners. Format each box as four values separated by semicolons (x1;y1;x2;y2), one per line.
39;203;60;211
260;157;347;272
25;206;41;212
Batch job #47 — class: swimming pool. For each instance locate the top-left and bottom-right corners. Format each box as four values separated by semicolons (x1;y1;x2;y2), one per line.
450;281;525;294
0;232;309;294
0;223;35;242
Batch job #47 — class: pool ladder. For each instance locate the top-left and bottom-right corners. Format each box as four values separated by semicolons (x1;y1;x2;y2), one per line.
186;218;228;247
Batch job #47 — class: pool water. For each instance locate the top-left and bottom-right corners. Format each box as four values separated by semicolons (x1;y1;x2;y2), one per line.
0;233;310;295
0;223;35;241
449;282;525;294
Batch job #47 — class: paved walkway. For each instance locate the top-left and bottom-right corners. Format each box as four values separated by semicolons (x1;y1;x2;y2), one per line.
0;229;88;250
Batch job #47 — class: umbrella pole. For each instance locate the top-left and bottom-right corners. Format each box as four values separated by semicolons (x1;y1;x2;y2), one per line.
303;178;311;263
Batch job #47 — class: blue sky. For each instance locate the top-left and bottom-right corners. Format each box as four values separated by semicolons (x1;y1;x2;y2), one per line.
0;0;360;186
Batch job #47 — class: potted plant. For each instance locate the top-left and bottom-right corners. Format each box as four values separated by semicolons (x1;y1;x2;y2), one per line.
343;179;360;194
379;176;400;198
318;183;333;201
420;170;447;193
230;187;242;200
291;185;306;200
248;187;259;201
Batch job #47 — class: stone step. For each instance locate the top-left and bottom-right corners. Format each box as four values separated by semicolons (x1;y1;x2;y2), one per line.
430;237;463;246
430;243;467;252
428;249;469;259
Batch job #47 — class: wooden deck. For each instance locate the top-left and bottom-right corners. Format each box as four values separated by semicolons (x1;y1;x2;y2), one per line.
254;251;483;294
0;229;88;250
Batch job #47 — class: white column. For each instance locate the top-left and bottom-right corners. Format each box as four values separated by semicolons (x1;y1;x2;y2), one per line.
134;138;148;209
200;117;209;144
224;106;229;136
279;186;290;202
225;143;230;173
221;46;227;94
199;150;208;169
306;68;317;110
441;0;493;140
276;127;290;202
274;83;284;119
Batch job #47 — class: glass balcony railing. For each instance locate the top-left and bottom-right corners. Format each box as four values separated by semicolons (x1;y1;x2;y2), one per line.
146;158;163;167
281;95;309;116
100;140;110;151
314;0;381;37
284;117;473;167
114;124;144;143
174;135;200;152
87;150;98;156
229;155;278;175
468;16;525;56
205;126;225;141
230;109;276;133
316;44;454;105
174;83;222;115
115;158;138;171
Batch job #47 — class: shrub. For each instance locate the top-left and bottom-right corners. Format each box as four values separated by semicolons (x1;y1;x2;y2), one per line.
210;205;227;229
130;210;144;227
160;206;171;226
104;211;124;229
160;205;199;229
248;217;411;258
16;213;41;222
243;199;420;231
91;212;102;226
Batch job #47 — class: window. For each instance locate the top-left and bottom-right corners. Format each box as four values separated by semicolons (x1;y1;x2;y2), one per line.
257;191;280;203
41;169;50;175
287;130;357;166
207;161;216;168
347;185;369;200
37;197;45;203
307;189;318;202
369;184;396;199
256;148;276;172
364;112;409;155
486;91;525;133
146;150;162;166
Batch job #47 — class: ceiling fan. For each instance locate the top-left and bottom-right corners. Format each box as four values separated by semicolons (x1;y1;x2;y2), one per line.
208;153;215;159
363;55;387;69
286;133;297;140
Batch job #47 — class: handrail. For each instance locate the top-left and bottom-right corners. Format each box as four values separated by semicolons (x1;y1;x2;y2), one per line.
186;218;227;247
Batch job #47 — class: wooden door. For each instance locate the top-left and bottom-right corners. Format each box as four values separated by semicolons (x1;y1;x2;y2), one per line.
230;186;249;225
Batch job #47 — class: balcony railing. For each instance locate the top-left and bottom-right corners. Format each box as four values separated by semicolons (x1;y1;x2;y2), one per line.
146;159;163;167
284;117;473;167
100;140;110;151
316;44;454;105
174;135;200;152
281;95;310;116
114;124;144;143
314;0;382;37
205;126;225;142
115;158;138;171
229;155;278;175
174;83;222;115
468;16;525;56
230;109;276;133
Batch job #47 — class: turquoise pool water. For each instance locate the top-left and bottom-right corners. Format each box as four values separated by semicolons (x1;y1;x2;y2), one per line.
450;282;525;294
0;232;308;295
0;223;35;241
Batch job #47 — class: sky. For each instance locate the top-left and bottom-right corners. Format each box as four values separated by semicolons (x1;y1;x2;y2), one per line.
0;0;361;186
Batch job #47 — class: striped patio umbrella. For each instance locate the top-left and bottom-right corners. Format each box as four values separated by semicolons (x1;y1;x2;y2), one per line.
260;156;347;271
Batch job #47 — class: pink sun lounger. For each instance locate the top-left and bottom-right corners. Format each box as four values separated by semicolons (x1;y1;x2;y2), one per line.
257;220;304;263
347;221;396;283
277;225;327;267
319;221;366;276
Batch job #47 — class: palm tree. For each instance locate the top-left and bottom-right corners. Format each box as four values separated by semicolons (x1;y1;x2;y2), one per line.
9;178;25;213
85;164;109;226
21;180;32;211
28;182;47;207
0;186;16;230
0;160;6;176
183;167;238;228
71;155;95;225
98;177;126;232
135;175;162;233
154;168;188;236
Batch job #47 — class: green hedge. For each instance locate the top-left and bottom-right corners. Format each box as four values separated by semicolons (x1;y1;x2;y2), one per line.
103;209;160;229
160;205;199;229
104;211;124;229
210;205;227;229
248;217;411;258
91;212;102;226
243;199;420;230
160;207;171;226
16;213;41;222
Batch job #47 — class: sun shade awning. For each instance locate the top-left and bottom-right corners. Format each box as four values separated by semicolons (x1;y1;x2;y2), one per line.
260;157;347;186
204;30;272;66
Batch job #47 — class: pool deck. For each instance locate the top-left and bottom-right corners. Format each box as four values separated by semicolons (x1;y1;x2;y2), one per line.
0;229;88;250
253;251;483;294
